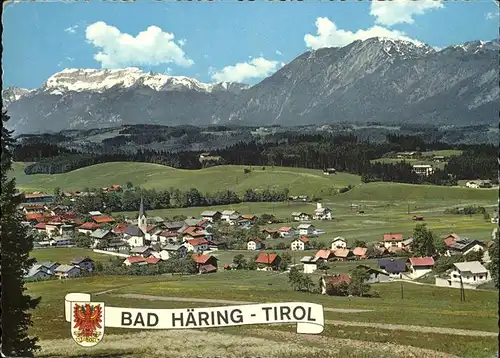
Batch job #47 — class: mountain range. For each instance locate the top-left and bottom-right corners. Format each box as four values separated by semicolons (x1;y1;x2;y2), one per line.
3;37;499;134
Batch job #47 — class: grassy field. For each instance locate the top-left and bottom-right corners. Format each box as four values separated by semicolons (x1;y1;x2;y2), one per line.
12;162;360;197
30;248;113;265
26;272;499;358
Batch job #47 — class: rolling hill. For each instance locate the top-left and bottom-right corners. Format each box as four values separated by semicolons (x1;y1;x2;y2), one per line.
12;162;361;197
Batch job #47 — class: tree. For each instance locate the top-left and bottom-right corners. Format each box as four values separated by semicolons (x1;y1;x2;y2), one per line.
411;224;436;257
347;268;371;297
488;230;499;288
126;181;134;190
1;110;41;356
353;240;366;248
462;250;484;263
232;254;247;269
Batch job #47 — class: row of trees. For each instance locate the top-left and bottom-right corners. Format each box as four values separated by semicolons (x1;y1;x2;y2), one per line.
69;185;289;214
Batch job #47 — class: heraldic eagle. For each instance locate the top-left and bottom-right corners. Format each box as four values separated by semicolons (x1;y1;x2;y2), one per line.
73;303;103;337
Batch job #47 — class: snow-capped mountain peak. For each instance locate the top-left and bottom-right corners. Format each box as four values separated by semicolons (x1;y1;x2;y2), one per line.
42;68;247;95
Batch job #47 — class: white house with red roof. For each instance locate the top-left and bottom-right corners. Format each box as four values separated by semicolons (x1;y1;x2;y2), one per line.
183;238;209;253
255;252;281;271
382;233;404;249
78;222;100;234
247;238;264;251
123;256;161;266
278;226;296;238
407;257;435;279
291;236;310;251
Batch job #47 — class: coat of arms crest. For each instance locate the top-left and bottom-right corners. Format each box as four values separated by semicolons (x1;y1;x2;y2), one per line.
70;301;105;347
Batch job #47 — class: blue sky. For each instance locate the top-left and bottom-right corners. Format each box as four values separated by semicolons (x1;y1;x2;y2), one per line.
3;0;499;88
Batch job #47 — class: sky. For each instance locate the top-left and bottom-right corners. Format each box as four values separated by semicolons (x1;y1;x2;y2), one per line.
2;0;499;89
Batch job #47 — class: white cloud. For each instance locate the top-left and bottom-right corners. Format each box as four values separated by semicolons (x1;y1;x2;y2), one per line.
276;50;283;56
65;56;74;62
304;17;423;50
370;0;444;26
64;25;78;34
211;57;280;83
486;11;499;20
85;21;194;69
178;38;187;46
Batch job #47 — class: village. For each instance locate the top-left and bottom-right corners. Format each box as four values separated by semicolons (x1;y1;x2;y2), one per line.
21;189;498;292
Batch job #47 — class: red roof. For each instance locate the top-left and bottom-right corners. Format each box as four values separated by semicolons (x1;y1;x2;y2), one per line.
145;257;161;264
24;193;50;198
125;256;146;264
184;226;206;237
315;249;332;259
255;252;279;264
79;222;100;230
112;222;127;234
192;254;216;264
353;247;367;257
92;215;115;224
241;215;256;220
324;274;351;286
299;236;309;243
332;249;350;258
409;257;435;267
34;223;46;229
383;233;403;241
197;219;210;226
444;233;460;247
25;213;43;221
187;238;208;246
59;212;78;220
200;264;217;273
279;226;292;232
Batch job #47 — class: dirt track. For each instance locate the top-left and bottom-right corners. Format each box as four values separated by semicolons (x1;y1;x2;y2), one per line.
107;293;498;337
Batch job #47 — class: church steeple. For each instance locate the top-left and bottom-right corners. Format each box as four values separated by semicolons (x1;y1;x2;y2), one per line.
138;197;147;233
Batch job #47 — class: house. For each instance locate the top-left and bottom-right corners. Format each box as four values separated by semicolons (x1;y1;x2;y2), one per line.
331;237;347;250
382;233;404;249
297;223;315;236
313;203;332;220
105;240;129;252
54;265;82;278
182;226;210;240
130;246;153;257
291;212;312;222
24;264;53;280
412;164;434;176
183;238;209;252
90;229;113;248
465;180;492;189
255;252;281;271
91;215;115;225
227;214;242;226
206;240;227;251
123;256;160;266
21;192;54;204
300;256;320;274
164;221;185;232
353;247;368;260
155;230;179;245
241;214;257;223
123;225;145;247
162;244;188;258
315;249;335;261
151;250;172;261
22;204;45;214
247;238;264;251
221;210;240;222
89;211;103;216
261;228;280;239
200;211;222;222
291;236;310;251
192;254;218;274
435;261;491;289
401;238;413;252
278;226;295;238
37;261;60;274
112;222;128;235
70;258;95;272
51;236;73;246
45;222;64;238
320;274;351;295
332;249;354;261
444;237;485;256
78;222;100;234
323;168;336;175
407;257;435;280
356;265;391;283
34;223;47;234
377;258;407;278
